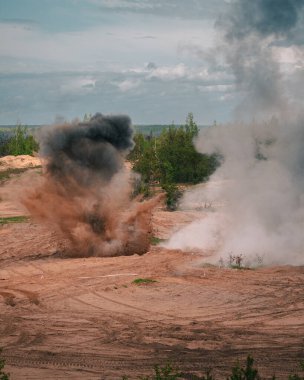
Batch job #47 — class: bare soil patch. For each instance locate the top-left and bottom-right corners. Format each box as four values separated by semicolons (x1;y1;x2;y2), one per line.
0;161;303;379
0;155;41;172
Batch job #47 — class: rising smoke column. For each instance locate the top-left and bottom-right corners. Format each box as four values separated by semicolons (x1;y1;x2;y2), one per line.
24;113;158;257
218;0;304;119
167;0;304;265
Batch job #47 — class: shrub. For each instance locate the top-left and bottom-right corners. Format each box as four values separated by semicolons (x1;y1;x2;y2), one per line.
150;236;165;245
132;176;153;199
162;182;183;211
140;364;181;380
0;131;13;157
132;278;157;285
2;125;39;156
128;113;220;202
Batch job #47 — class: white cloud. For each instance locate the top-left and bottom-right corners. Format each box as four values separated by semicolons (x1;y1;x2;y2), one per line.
0;15;215;73
219;93;236;101
84;0;228;20
125;63;232;85
90;0;156;10
198;84;234;92
272;45;304;70
116;78;141;92
0;2;235;124
147;63;187;80
60;77;96;94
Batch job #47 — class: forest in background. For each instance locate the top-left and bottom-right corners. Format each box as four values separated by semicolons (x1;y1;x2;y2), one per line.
0;114;219;210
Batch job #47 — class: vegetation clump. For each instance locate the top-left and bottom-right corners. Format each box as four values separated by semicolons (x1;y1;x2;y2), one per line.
0;125;39;157
0;216;29;225
128;113;220;210
150;236;166;245
122;357;304;380
132;278;157;285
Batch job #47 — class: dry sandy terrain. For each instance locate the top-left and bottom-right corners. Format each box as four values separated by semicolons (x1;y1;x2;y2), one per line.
0;155;41;172
0;164;304;379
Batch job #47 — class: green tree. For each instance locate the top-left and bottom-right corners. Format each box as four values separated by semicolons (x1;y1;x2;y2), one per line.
156;115;217;184
83;113;92;122
161;182;182;211
185;112;199;137
128;113;220;209
5;125;39;156
130;133;159;183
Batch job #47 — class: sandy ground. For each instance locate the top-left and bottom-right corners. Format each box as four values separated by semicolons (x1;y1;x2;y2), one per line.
0;164;304;379
0;155;41;172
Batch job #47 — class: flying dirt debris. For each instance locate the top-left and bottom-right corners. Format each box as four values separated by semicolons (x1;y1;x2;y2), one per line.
23;113;160;257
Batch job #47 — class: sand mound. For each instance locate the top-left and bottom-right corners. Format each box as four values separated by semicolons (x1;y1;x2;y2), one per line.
0;155;41;171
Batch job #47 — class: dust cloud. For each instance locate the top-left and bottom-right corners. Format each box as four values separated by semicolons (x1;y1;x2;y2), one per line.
23;113;159;257
166;0;304;265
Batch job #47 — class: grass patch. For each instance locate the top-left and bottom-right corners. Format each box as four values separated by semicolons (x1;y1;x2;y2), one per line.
132;278;157;285
150;236;166;245
0;216;29;225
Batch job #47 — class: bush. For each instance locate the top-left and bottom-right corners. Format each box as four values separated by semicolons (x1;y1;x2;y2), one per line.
128;113;220;207
0;130;13;157
1;125;39;156
123;364;180;380
132;176;153;199
140;364;181;380
132;278;157;285
162;182;183;211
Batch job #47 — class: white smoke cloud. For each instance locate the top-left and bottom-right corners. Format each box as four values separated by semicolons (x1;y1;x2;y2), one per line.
167;114;304;265
166;0;304;266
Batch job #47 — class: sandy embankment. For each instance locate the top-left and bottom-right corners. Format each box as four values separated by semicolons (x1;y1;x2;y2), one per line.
0;155;42;217
0;155;41;172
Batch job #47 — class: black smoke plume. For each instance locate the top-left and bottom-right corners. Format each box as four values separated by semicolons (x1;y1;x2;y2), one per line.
223;0;304;40
23;113;160;257
42;113;134;183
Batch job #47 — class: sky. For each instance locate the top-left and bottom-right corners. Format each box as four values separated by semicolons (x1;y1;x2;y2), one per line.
0;0;302;125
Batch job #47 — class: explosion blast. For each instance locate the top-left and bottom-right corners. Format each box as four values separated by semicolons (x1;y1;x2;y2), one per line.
24;113;159;257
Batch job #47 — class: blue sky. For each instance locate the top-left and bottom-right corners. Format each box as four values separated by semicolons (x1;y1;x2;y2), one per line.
0;0;301;125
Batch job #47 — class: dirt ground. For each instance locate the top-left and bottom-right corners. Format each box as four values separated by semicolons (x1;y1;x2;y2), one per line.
0;165;304;379
0;155;41;172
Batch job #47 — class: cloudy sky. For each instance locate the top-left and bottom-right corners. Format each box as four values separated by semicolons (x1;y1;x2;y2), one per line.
1;0;302;125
